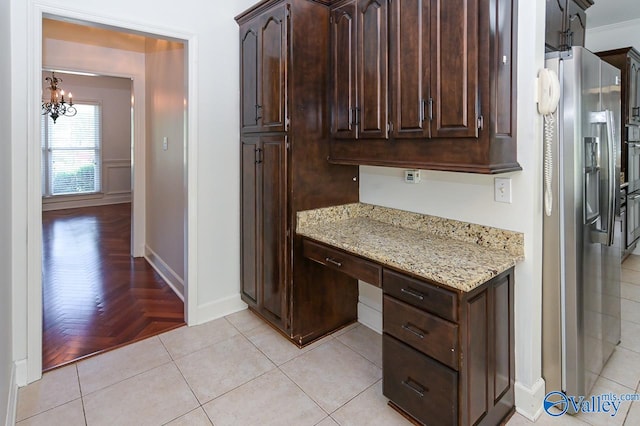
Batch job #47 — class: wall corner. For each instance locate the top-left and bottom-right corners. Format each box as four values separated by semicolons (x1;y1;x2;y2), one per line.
4;362;19;426
515;377;545;421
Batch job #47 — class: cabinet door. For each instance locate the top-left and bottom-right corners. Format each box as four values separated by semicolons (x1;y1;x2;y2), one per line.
565;0;587;48
631;58;640;125
259;5;289;132
358;0;389;139
431;0;479;138
260;135;288;326
389;0;430;139
240;20;261;133
241;137;260;306
545;0;566;51
331;1;358;139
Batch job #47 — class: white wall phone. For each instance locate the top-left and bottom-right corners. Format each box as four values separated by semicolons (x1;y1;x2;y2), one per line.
538;68;561;216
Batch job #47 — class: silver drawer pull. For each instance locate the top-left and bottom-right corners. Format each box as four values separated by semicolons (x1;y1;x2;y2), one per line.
400;287;425;300
402;323;426;339
325;257;342;268
401;379;426;398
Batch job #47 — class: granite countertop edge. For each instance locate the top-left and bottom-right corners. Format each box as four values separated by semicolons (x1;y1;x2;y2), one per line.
296;203;525;293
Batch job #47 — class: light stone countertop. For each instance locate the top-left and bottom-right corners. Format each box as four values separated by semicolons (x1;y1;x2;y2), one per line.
297;203;524;292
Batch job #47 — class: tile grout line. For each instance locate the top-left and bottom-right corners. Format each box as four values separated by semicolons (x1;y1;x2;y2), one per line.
277;363;330;416
77;338;175;398
331;338;383;374
75;363;89;426
277;336;383;418
232;318;335;416
328;378;382;417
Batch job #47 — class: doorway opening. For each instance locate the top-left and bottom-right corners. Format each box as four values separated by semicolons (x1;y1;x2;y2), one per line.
40;17;189;371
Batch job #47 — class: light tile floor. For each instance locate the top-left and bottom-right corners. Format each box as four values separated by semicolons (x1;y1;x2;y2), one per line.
17;255;640;425
15;311;408;426
508;254;640;425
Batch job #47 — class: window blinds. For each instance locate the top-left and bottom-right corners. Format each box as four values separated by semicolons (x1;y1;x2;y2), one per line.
42;103;101;196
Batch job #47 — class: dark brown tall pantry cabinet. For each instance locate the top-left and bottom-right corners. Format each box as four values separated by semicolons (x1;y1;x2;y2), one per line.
236;0;360;345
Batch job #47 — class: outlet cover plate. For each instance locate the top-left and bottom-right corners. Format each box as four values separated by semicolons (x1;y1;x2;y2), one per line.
494;177;512;203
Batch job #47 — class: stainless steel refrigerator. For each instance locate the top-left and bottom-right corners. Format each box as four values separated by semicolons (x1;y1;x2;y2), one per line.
543;46;622;399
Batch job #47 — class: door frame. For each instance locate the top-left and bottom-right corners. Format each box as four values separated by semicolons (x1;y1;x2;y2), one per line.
27;3;198;383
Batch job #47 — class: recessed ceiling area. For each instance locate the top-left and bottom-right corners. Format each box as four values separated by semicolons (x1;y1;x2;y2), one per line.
587;0;640;28
43;18;147;52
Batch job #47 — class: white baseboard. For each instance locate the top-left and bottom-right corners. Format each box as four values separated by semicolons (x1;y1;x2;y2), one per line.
5;362;18;426
357;281;382;334
357;302;382;334
194;294;248;325
145;247;184;300
515;377;545;421
14;360;26;388
42;193;131;211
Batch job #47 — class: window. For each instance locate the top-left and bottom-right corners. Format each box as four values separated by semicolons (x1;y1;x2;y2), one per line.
41;103;102;197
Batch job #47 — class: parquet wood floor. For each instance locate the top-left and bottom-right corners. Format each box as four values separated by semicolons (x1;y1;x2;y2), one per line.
42;203;185;371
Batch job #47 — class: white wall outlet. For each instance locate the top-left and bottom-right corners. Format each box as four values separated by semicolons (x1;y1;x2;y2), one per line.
494;177;512;203
404;170;421;184
162;136;168;151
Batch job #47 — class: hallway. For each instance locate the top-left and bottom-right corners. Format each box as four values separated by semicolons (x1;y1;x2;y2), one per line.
42;203;185;371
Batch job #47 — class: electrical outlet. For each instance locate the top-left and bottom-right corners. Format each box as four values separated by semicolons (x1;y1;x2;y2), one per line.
404;170;421;184
162;137;168;151
494;177;512;203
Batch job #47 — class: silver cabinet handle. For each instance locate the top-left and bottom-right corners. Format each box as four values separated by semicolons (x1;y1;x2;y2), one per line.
401;323;426;339
325;257;342;268
401;379;426;398
400;287;425;301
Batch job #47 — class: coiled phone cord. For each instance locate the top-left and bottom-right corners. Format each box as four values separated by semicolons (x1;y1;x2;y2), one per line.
544;113;555;217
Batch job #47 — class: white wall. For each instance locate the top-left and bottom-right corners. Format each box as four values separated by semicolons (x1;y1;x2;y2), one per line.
586;19;640;53
1;0;15;423
358;0;547;419
41;72;133;210
145;39;186;291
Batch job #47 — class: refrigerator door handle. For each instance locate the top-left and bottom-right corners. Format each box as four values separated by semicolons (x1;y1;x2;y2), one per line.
589;109;616;246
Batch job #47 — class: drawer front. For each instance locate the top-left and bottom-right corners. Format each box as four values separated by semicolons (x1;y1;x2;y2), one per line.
383;269;457;321
303;239;382;286
383;334;458;426
383;295;458;370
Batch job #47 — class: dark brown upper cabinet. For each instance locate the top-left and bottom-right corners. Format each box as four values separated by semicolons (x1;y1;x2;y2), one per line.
598;49;640;125
430;0;478;139
330;1;358;139
330;0;519;174
331;0;389;140
597;47;640;181
632;56;640;126
390;0;477;140
545;0;593;52
240;4;288;133
389;0;430;139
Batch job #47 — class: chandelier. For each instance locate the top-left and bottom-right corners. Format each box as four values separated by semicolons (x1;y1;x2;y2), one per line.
42;72;76;123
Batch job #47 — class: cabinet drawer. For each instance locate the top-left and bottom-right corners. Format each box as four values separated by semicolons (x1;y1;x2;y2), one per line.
383;269;457;321
383;334;457;426
383;295;458;370
303;239;382;286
